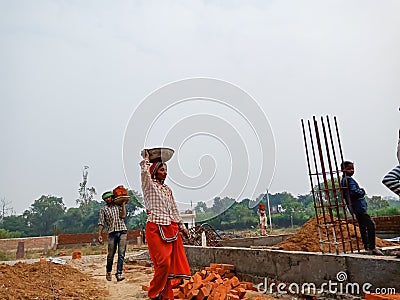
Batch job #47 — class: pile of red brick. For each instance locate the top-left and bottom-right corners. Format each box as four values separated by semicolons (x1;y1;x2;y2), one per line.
365;293;400;300
173;263;257;299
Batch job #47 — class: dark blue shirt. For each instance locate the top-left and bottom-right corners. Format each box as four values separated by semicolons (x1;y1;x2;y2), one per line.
341;176;368;214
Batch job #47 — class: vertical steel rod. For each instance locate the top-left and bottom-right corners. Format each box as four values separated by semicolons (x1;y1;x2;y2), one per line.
308;119;332;252
313;117;334;219
300;116;362;254
334;116;361;252
320;116;346;254
326;116;355;253
301;119;319;220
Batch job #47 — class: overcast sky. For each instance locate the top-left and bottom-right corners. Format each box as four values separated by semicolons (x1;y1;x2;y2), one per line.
1;0;399;215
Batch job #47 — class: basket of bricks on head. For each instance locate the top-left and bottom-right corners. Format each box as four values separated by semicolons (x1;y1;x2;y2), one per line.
112;185;130;205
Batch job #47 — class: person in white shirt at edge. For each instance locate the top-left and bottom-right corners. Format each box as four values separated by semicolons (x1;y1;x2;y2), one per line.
382;129;400;196
140;149;190;300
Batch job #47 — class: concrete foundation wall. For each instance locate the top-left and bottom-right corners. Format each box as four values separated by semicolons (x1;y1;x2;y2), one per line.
184;246;400;293
220;234;291;247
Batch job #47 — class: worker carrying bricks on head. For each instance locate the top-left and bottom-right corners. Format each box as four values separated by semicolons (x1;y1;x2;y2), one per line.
140;149;191;300
257;204;268;236
97;191;127;282
382;129;400;196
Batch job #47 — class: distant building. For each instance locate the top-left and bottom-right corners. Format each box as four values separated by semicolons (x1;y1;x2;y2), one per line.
180;210;196;229
270;204;285;214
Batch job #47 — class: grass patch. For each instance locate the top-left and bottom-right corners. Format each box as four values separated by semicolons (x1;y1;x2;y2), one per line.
0;250;14;261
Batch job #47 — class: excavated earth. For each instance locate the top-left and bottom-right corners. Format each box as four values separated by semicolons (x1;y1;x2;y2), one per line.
275;217;397;253
0;252;276;300
1;217;397;299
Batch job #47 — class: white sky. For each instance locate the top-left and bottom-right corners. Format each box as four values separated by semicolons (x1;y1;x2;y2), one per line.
1;0;399;214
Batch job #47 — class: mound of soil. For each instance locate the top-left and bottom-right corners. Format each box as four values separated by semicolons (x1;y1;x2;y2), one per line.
0;253;275;300
0;261;108;299
275;217;397;253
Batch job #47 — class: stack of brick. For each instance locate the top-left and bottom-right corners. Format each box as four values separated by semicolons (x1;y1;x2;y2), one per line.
71;251;82;259
373;215;400;234
172;263;257;300
364;293;400;300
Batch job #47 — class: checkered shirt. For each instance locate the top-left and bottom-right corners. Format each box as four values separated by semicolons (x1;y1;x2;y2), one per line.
140;160;183;225
98;205;127;233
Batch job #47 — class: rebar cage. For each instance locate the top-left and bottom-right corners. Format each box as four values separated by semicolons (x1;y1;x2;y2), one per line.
301;116;361;254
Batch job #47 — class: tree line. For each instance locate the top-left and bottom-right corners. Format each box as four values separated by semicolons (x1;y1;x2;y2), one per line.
194;192;400;231
0;189;398;239
0;190;145;238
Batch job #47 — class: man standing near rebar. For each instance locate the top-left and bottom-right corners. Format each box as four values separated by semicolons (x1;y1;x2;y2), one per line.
341;161;383;255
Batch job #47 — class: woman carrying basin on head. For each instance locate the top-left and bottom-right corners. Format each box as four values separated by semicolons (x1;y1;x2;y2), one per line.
139;148;190;300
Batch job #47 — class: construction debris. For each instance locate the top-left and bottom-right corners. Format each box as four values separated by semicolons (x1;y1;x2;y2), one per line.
143;263;259;299
72;251;82;259
183;225;223;247
364;293;400;300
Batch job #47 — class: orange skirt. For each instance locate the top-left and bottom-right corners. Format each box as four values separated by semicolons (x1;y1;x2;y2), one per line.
146;222;191;299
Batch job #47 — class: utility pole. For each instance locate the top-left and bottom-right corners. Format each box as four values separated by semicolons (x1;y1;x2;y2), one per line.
266;190;273;233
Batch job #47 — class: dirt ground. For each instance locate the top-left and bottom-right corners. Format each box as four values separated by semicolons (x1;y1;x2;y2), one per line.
0;251;275;300
276;217;397;253
1;218;397;299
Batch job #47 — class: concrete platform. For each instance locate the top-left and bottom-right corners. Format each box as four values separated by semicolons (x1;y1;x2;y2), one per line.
184;245;400;296
220;234;291;247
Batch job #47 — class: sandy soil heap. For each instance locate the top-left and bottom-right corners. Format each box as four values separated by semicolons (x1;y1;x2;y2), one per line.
0;252;275;300
275;217;397;253
0;261;108;299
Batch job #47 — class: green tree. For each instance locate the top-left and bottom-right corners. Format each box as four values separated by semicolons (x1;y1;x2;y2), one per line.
211;197;235;215
57;200;104;234
195;210;216;224
280;193;300;214
386;198;400;208
367;195;389;210
57;190;144;234
127;210;147;229
0;228;22;239
125;189;144;217
24;195;66;236
57;207;85;234
122;190;145;230
76;166;96;213
0;197;13;225
81;200;104;232
371;206;400;216
1;215;30;236
194;201;208;213
297;194;314;208
226;201;258;230
261;192;285;206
